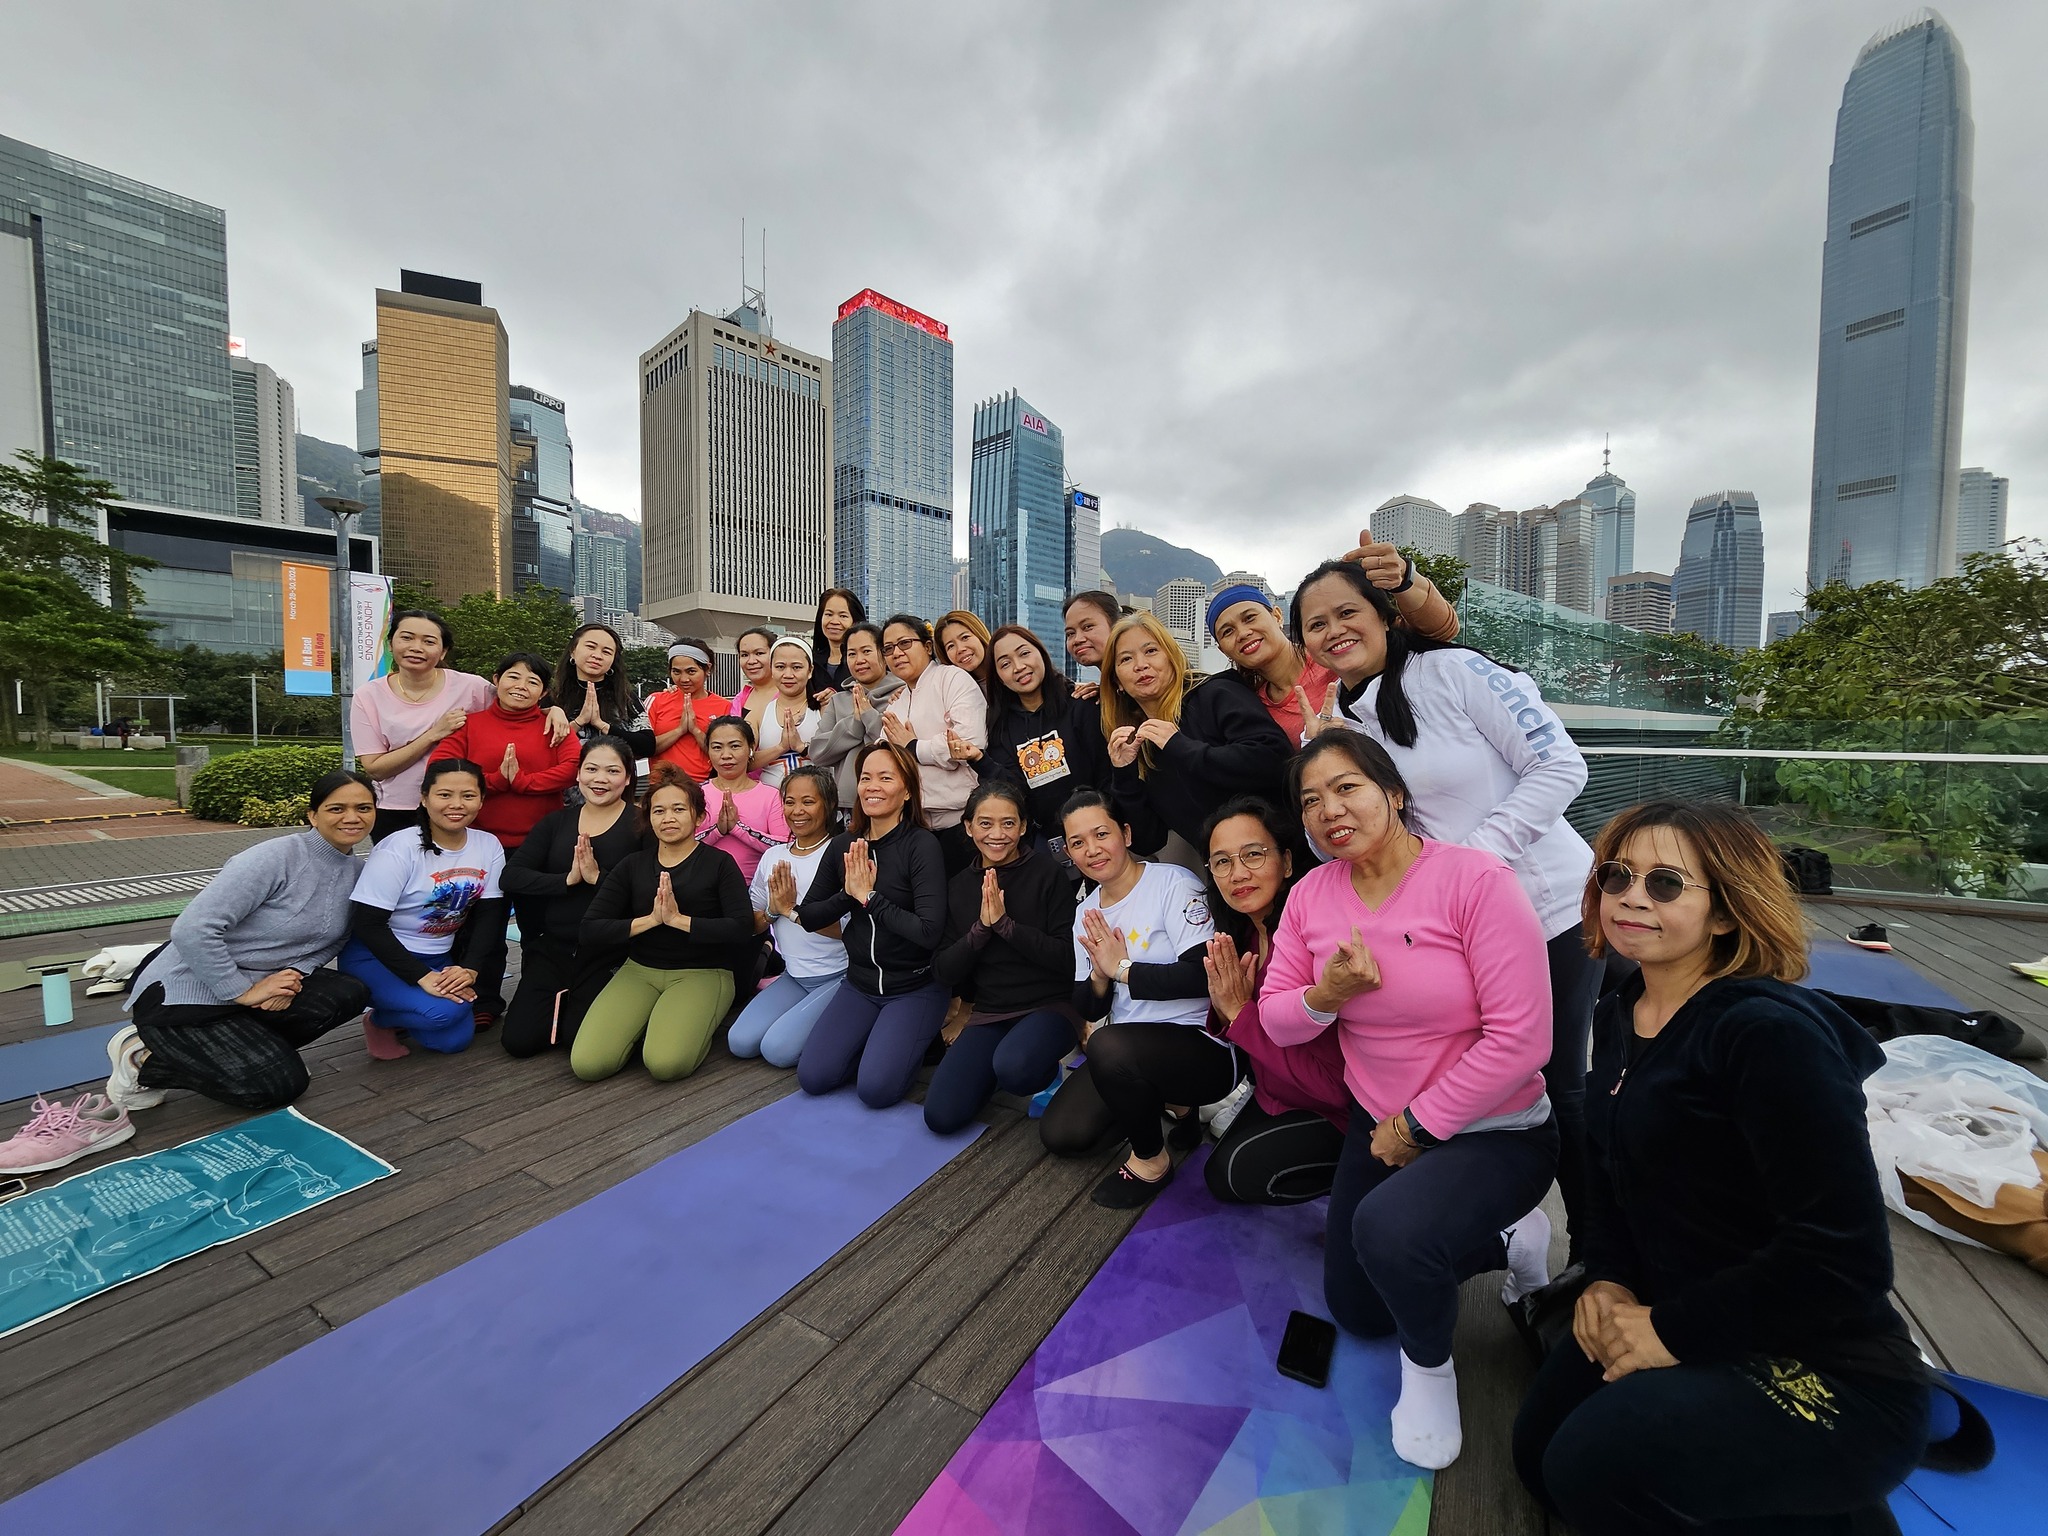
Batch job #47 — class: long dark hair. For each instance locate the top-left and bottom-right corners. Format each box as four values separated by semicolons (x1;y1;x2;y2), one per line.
1287;560;1474;749
1199;795;1297;953
387;608;454;656
985;623;1073;731
811;588;868;668
553;622;636;729
850;740;928;836
416;757;484;853
1286;732;1414;829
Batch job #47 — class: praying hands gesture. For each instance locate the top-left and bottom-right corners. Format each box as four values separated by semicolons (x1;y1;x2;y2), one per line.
500;743;522;786
235;968;303;1013
849;681;871;718
1295;681;1343;740
655;871;692;932
1079;907;1130;986
843;838;878;903
1304;926;1380;1015
978;869;1007;928
1574;1281;1678;1382
767;860;801;919
1203;935;1259;1024
574;680;610;733
716;793;740;837
565;833;602;886
880;710;916;749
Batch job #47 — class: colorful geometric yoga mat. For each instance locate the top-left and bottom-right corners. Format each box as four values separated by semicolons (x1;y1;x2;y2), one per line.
0;1107;393;1339
896;1147;1430;1536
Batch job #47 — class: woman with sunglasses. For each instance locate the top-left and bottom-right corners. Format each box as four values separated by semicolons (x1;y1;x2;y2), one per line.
878;614;986;874
811;622;903;812
1263;731;1556;1471
1514;800;1932;1533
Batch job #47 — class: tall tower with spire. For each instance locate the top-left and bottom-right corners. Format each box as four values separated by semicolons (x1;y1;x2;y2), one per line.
1580;436;1635;620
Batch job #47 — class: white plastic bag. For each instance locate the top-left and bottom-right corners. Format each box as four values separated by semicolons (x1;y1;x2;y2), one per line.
1865;1034;2048;1246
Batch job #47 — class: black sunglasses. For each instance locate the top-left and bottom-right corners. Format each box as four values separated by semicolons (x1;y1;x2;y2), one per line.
1595;860;1710;904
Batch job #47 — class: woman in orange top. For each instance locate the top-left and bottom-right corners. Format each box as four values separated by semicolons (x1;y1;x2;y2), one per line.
644;639;732;782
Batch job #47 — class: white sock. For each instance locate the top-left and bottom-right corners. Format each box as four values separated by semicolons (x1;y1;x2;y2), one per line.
1392;1351;1462;1469
1500;1206;1552;1305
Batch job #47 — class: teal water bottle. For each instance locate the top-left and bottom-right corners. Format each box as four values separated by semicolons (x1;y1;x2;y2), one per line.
38;965;73;1028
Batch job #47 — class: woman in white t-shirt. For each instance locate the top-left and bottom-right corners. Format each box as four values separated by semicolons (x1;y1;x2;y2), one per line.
1039;791;1234;1209
339;757;506;1060
727;767;848;1067
752;635;821;790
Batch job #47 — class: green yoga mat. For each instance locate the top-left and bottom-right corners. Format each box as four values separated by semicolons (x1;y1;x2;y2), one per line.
0;953;95;994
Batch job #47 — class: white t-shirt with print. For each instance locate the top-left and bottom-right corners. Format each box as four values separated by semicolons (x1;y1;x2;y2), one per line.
351;828;506;957
1073;860;1214;1027
750;840;848;980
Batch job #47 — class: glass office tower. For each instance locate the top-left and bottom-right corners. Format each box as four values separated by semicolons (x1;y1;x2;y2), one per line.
1580;458;1636;618
1808;10;1973;591
831;289;953;619
509;385;575;595
967;392;1067;641
1672;491;1765;651
0;133;235;513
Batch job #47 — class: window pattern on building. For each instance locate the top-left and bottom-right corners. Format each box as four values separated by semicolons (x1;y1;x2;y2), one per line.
967;392;1067;644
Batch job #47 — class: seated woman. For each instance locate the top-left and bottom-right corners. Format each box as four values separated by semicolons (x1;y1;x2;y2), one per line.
498;737;644;1059
1195;796;1350;1206
810;622;902;813
794;742;950;1108
729;767;849;1067
700;716;790;883
1039;790;1227;1208
573;765;752;1082
1512;801;1932;1532
925;782;1081;1136
341;757;507;1060
95;770;378;1126
1262;731;1555;1470
752;635;821;790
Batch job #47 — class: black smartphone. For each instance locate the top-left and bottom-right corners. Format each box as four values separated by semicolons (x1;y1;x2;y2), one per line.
1277;1309;1337;1388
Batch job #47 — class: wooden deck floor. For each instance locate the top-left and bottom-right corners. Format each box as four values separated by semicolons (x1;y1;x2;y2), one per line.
2;902;2046;1534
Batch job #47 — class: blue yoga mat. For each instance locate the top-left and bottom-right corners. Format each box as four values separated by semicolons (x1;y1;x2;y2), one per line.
1806;937;1966;1011
1892;1375;2048;1533
0;1088;980;1535
0;1023;123;1105
0;1108;393;1339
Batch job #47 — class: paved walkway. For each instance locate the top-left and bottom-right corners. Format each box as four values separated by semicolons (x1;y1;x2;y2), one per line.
0;826;290;892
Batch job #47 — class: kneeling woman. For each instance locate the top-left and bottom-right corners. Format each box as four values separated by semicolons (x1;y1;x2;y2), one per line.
795;742;949;1108
729;767;848;1067
925;782;1081;1135
1262;731;1556;1471
574;764;752;1082
1512;801;1932;1532
342;757;507;1059
1039;791;1225;1208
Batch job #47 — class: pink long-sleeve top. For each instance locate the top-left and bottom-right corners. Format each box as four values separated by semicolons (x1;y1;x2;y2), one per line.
1224;990;1350;1127
1259;839;1552;1138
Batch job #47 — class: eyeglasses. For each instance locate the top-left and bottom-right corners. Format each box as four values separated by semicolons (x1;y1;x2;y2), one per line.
1595;860;1710;904
881;638;923;655
1207;845;1275;876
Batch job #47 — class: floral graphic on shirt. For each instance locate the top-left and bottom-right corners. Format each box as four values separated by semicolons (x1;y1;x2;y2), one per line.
417;867;487;937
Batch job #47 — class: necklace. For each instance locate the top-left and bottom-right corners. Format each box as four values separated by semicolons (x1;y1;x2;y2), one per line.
790;833;831;856
390;670;438;704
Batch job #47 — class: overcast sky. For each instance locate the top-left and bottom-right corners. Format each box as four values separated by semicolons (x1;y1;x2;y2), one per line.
8;0;2043;613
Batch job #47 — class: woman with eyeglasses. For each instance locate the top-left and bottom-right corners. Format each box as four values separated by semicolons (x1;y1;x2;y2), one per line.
878;614;986;874
1293;558;1600;1262
810;621;903;813
1513;800;1933;1533
1197;797;1351;1206
1263;731;1556;1471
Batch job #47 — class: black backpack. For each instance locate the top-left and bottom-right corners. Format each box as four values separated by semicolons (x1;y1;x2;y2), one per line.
1781;844;1834;895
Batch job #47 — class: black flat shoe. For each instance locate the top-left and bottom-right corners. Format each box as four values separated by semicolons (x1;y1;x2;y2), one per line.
1091;1160;1174;1210
1166;1108;1205;1152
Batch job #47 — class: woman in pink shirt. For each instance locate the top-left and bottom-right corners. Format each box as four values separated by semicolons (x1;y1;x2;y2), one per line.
698;717;790;884
350;610;497;844
1261;730;1557;1473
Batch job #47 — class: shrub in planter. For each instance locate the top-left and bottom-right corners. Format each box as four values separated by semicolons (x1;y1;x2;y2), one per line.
188;746;343;824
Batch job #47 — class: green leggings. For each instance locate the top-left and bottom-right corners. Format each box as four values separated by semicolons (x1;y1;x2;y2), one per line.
571;960;736;1082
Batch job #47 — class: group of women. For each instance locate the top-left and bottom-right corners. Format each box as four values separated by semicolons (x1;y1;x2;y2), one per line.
77;536;1945;1525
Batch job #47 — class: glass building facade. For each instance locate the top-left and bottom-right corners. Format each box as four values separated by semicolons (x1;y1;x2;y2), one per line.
0;134;235;514
967;391;1067;642
1808;11;1973;591
509;385;575;595
1671;491;1765;651
831;289;953;620
1580;464;1636;618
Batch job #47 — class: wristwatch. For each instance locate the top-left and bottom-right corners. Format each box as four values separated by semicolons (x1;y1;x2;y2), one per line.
1114;959;1132;985
1390;557;1417;595
1401;1108;1440;1148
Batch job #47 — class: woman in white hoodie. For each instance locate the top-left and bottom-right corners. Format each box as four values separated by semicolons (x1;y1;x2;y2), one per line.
878;612;986;875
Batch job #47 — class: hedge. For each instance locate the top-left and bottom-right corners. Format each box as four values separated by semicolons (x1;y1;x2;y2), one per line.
188;746;343;824
237;794;312;827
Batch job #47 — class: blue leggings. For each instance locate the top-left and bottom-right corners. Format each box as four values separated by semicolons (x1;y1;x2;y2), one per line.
797;981;949;1109
726;971;844;1067
924;1008;1077;1135
338;938;476;1053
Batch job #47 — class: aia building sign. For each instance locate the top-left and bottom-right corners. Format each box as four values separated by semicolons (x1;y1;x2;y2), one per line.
1020;412;1049;436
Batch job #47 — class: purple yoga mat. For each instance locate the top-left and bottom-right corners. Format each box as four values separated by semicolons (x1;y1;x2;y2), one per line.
0;1088;979;1535
897;1147;1431;1535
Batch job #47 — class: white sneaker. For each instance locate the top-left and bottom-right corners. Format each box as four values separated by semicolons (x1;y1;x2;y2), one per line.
1500;1207;1553;1305
1204;1078;1256;1138
105;1024;165;1111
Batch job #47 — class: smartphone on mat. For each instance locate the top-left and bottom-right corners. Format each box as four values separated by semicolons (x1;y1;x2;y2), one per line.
1277;1310;1337;1388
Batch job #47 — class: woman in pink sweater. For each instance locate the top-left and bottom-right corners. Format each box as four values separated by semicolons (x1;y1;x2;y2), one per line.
878;613;986;875
1261;730;1557;1473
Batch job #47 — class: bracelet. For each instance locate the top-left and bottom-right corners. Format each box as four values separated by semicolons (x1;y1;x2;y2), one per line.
1390;1115;1416;1148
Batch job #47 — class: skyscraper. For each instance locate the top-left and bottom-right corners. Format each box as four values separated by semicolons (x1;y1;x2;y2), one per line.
1604;572;1673;635
1672;491;1765;650
370;272;512;599
574;515;632;621
228;348;299;524
1580;450;1636;617
832;289;953;619
1808;11;1973;591
509;385;575;595
0;211;43;466
1156;578;1208;666
1956;467;2008;560
578;503;642;611
640;295;832;648
0;133;234;513
1068;488;1102;595
967;392;1067;640
1454;501;1598;614
1370;495;1456;559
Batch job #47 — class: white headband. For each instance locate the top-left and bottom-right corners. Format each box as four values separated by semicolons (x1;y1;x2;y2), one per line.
667;642;712;667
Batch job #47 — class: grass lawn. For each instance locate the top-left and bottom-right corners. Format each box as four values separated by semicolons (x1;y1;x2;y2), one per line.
2;740;341;798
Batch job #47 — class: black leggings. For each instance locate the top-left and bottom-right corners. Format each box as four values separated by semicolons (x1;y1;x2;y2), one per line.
370;807;417;844
1514;1335;1930;1534
1039;1023;1239;1159
132;969;370;1110
1545;924;1603;1260
501;933;622;1058
1205;1099;1346;1204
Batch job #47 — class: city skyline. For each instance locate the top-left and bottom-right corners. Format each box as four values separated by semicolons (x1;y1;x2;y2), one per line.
1;3;2044;619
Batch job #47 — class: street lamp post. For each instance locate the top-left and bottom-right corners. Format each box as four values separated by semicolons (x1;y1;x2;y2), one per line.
315;496;367;769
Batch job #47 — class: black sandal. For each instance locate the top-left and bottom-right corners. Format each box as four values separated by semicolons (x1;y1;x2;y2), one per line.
1091;1159;1174;1210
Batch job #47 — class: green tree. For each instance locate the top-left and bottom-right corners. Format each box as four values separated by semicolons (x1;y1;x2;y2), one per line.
387;580;579;678
0;571;162;745
1401;549;1467;606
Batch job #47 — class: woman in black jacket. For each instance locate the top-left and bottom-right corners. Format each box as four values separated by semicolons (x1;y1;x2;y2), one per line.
924;781;1081;1134
968;624;1109;870
795;741;951;1109
1100;612;1293;862
1513;800;1931;1533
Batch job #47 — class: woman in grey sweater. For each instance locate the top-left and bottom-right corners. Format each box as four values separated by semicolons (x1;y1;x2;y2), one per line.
807;622;903;818
105;769;377;1113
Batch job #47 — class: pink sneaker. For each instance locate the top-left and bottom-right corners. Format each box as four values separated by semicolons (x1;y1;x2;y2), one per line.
0;1094;135;1175
362;1011;410;1061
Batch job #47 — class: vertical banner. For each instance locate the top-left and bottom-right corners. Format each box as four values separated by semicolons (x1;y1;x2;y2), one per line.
280;562;333;697
350;573;394;684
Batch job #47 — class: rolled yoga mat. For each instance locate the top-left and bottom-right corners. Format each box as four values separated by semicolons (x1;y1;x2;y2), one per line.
0;1089;981;1535
896;1145;1431;1536
1892;1375;2048;1533
1805;936;1966;1011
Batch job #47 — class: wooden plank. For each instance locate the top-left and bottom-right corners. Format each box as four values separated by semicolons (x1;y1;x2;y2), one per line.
1951;1244;2048;1369
247;1135;483;1273
763;1381;979;1536
1428;1274;1547;1536
1886;1214;2048;1394
519;1069;789;1188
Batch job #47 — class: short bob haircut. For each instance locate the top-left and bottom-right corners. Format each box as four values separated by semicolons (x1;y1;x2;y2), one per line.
1097;611;1189;775
1584;800;1809;983
1285;726;1414;829
640;761;707;833
849;740;929;835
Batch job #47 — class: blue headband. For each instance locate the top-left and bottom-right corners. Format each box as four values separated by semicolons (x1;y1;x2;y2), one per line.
1205;584;1271;637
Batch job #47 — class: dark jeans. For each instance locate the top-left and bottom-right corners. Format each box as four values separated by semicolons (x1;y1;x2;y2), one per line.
1514;1335;1931;1534
1546;924;1603;1261
797;980;950;1109
1326;1102;1558;1366
132;969;370;1110
501;933;622;1058
924;1007;1077;1135
1206;1099;1346;1205
1039;1023;1239;1159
